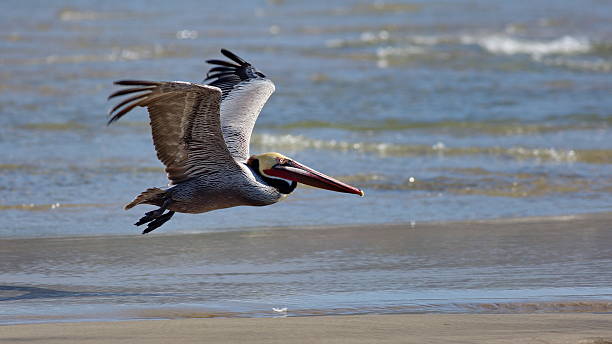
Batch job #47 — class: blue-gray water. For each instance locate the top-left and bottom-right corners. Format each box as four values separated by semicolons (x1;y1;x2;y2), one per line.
1;0;611;323
1;215;612;324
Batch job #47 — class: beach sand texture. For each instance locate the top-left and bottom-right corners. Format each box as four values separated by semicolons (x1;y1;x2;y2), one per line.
2;314;612;344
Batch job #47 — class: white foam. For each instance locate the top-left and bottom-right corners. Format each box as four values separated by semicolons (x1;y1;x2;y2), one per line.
361;30;390;42
376;45;427;58
462;35;591;57
3;44;174;65
325;30;390;48
176;30;198;40
533;55;612;72
251;133;584;163
408;35;454;46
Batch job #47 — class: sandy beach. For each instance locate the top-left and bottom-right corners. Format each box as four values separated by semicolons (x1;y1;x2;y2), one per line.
1;313;612;344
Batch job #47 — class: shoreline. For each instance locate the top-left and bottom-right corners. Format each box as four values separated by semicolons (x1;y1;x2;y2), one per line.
2;298;612;326
2;313;612;344
2;211;611;333
1;210;610;241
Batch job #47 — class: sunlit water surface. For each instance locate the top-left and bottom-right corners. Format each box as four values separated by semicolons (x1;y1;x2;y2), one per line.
1;216;612;323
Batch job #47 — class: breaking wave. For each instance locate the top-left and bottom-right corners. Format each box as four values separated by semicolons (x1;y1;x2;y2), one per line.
266;117;610;135
0;45;190;65
251;133;612;164
325;31;593;57
460;35;591;57
322;30;611;72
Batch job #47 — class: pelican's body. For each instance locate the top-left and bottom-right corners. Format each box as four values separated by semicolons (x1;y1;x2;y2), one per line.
108;49;363;233
152;163;283;214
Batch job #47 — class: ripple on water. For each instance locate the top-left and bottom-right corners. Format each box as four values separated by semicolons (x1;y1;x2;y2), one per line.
0;45;192;66
0;203;112;211
251;133;612;164
343;171;611;198
265;117;610;135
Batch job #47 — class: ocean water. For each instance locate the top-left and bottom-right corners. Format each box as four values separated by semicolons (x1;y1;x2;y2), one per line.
1;0;611;322
1;0;611;237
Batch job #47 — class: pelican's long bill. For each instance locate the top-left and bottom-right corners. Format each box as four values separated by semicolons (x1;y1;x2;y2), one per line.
263;160;364;196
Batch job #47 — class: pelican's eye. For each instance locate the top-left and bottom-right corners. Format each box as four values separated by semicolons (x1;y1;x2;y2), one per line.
276;158;290;166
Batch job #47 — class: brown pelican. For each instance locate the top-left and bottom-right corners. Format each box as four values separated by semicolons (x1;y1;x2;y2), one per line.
108;49;364;234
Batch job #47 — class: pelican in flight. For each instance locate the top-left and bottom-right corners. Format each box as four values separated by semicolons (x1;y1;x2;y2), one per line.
108;49;364;234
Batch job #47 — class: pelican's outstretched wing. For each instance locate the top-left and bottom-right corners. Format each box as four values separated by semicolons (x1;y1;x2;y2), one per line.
205;49;275;162
108;80;238;184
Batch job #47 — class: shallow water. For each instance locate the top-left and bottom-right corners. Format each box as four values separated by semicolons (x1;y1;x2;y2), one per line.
1;0;611;322
1;215;612;323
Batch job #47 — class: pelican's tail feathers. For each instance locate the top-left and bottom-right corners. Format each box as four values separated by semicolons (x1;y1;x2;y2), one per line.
124;188;167;210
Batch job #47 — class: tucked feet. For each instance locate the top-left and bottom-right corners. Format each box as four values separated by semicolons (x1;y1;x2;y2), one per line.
134;208;165;226
141;211;175;234
134;199;175;234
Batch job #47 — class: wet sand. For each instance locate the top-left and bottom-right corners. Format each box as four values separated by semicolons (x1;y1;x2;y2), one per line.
2;212;612;323
2;313;612;344
1;214;612;342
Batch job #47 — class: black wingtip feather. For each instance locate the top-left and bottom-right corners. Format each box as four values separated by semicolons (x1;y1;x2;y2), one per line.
205;72;235;80
220;49;249;66
206;59;240;68
204;49;265;95
107;86;154;100
109;92;149;115
107;110;128;125
107;83;155;125
107;116;119;126
114;80;161;86
208;66;234;73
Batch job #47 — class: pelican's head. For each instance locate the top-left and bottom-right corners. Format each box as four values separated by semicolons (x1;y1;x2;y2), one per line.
247;152;364;196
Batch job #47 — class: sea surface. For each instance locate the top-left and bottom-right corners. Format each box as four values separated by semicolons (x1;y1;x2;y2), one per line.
0;0;611;323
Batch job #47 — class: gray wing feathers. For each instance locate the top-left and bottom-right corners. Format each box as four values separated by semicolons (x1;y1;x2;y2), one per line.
108;80;237;184
220;79;275;162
